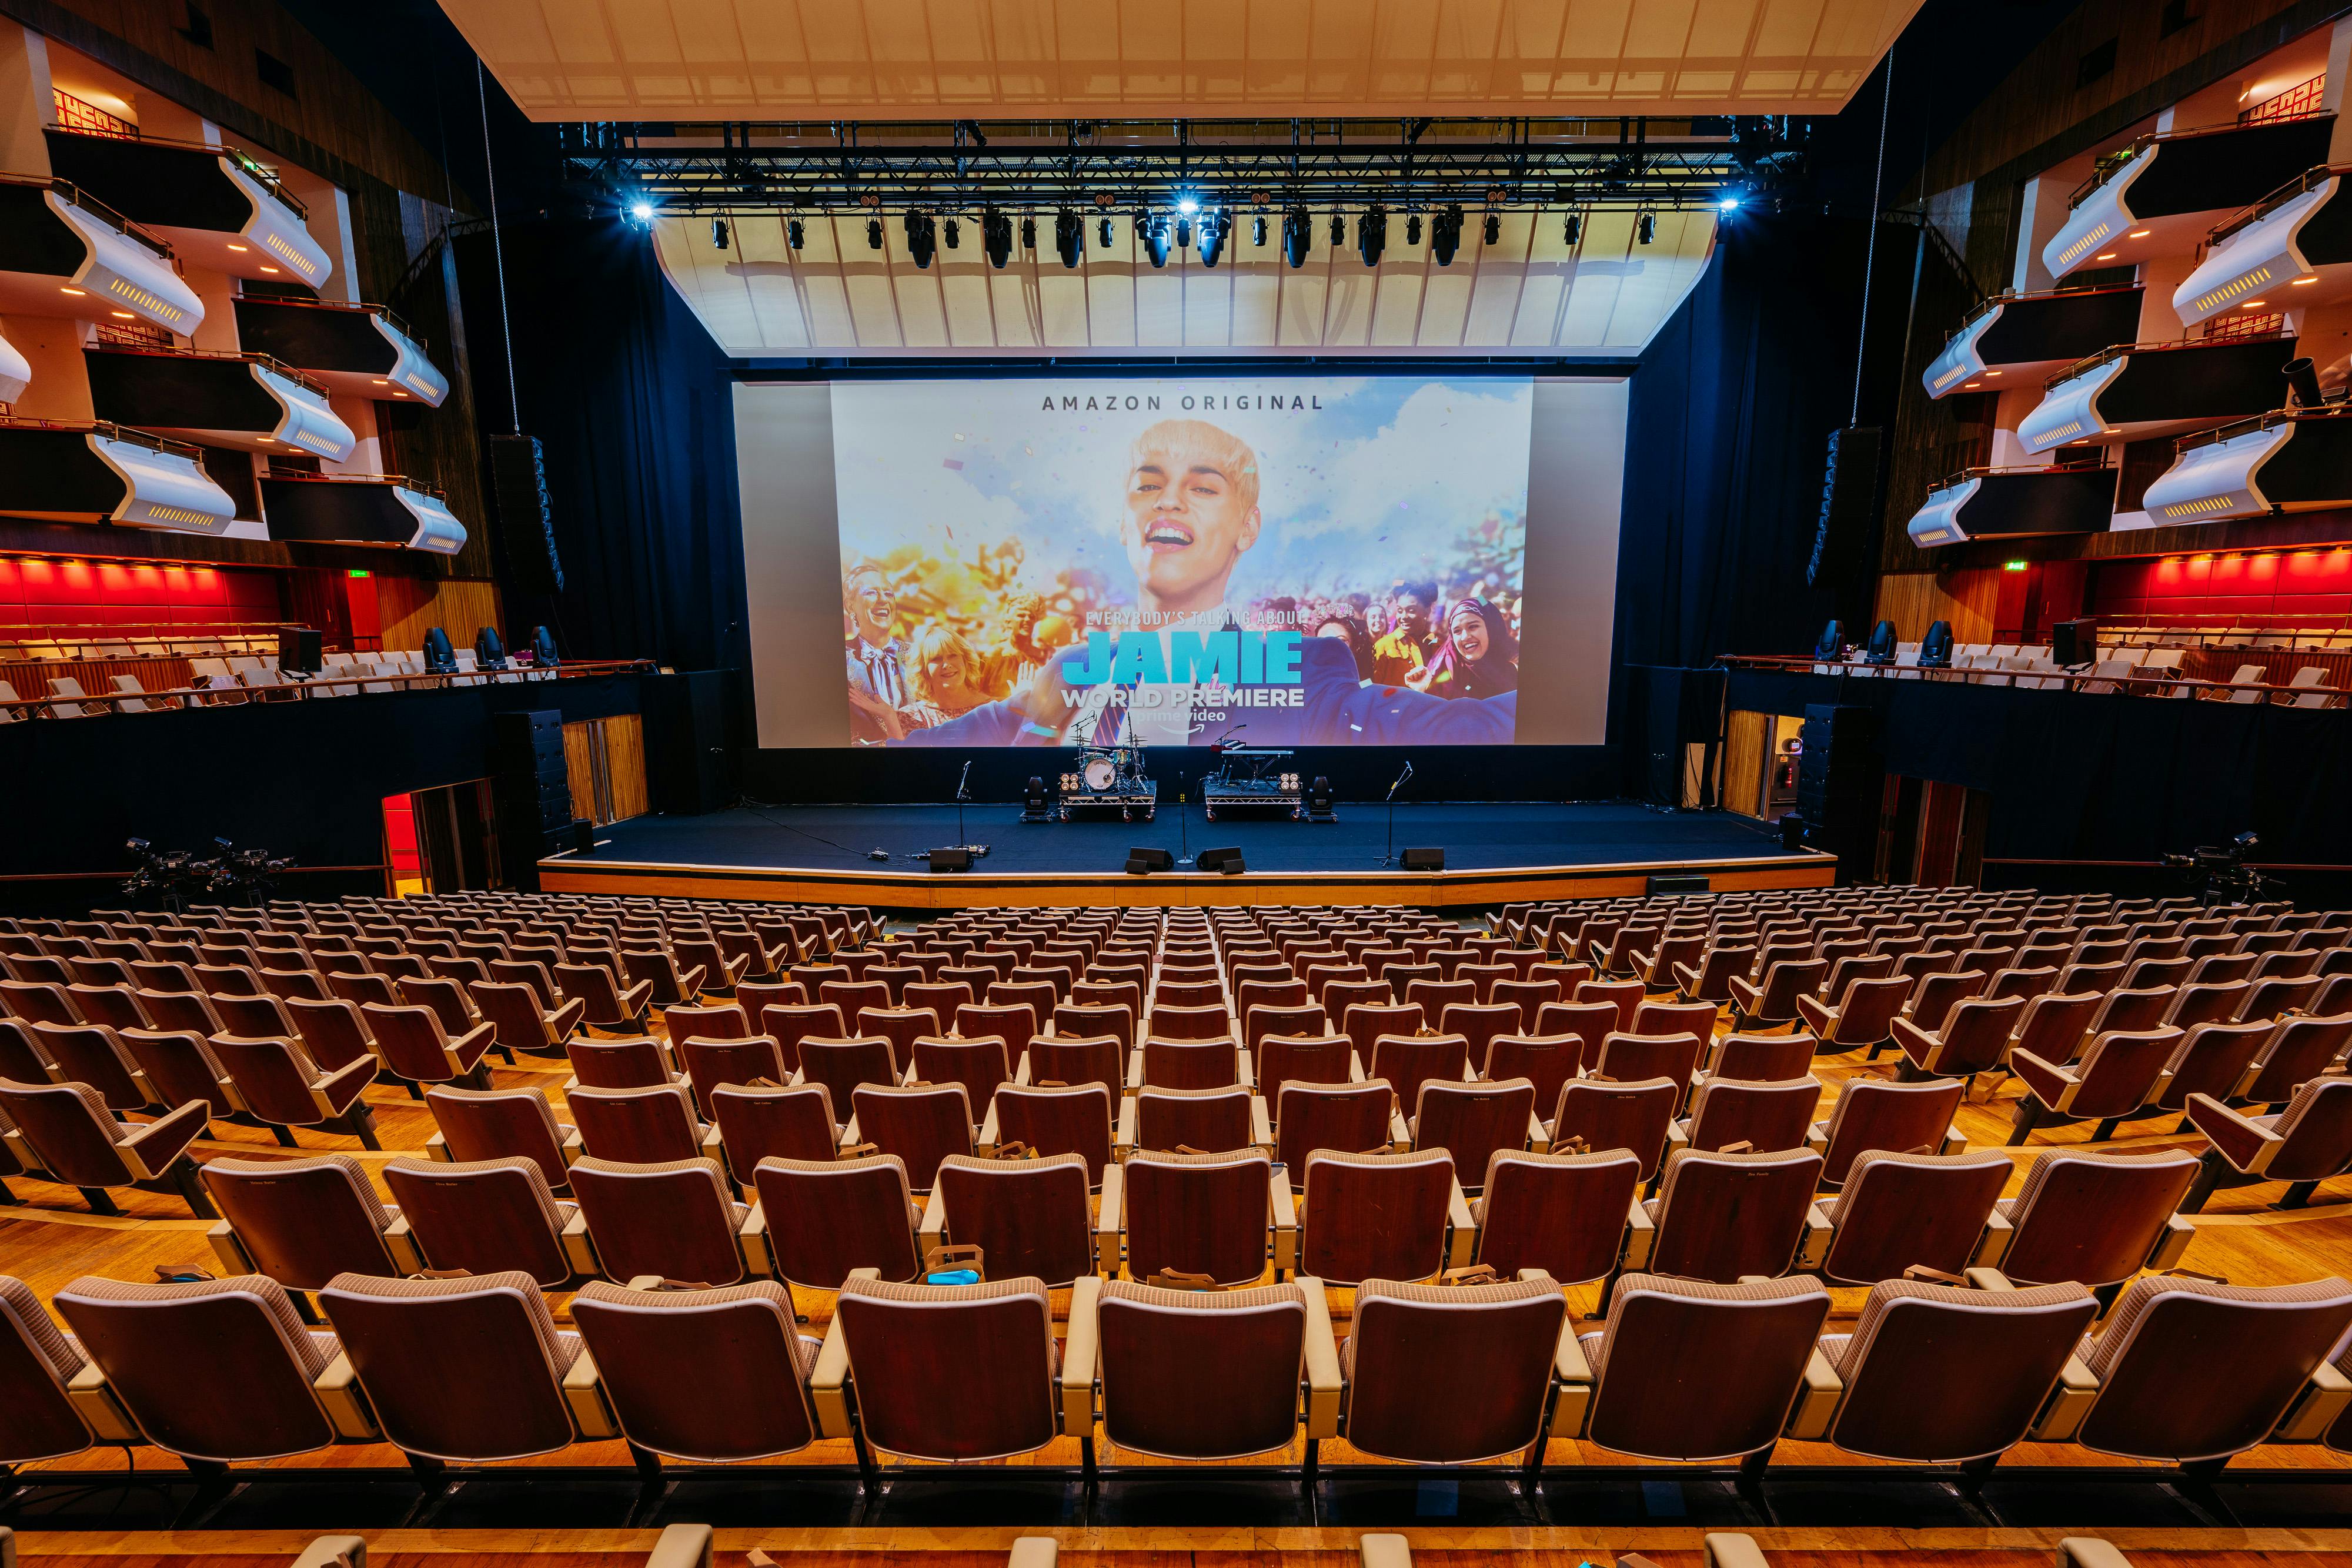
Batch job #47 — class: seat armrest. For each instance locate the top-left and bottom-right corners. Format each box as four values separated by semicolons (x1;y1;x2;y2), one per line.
560;1127;583;1166
1622;1196;1655;1269
1388;1109;1411;1150
1270;1165;1298;1273
1445;1176;1475;1268
1665;1120;1689;1155
1094;1162;1124;1276
1968;1211;2013;1268
423;1132;451;1162
383;1214;424;1274
1348;1049;1367;1083
1785;1346;1842;1440
2148;1213;2196;1271
836;1113;861;1149
700;1122;724;1155
2057;1542;2135;1568
2276;1357;2352;1442
645;1526;714;1568
449;1020;497;1059
740;1200;771;1276
562;1344;618;1439
318;1055;377;1105
1805;1119;1828;1154
1796;1203;1833;1271
1965;1266;2018;1293
118;1099;209;1174
810;1267;877;1437
67;1358;140;1442
977;1098;1001;1154
310;1352;380;1440
1060;1276;1101;1436
1250;1094;1273;1151
1941;1121;1967;1155
206;1219;255;1276
1114;1095;1138;1158
560;1208;599;1278
1299;1274;1344;1439
292;1539;370;1568
2009;1047;2073;1105
2032;1355;2101;1441
919;1187;951;1248
1125;1048;1145;1089
1704;1537;1772;1568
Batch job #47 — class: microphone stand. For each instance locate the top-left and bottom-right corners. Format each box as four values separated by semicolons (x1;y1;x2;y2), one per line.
953;760;987;858
1178;768;1191;865
1380;761;1414;867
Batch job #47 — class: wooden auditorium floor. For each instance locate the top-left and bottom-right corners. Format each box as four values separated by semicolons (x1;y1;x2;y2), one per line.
6;919;2352;1545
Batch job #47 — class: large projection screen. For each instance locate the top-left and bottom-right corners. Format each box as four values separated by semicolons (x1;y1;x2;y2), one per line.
737;375;1624;750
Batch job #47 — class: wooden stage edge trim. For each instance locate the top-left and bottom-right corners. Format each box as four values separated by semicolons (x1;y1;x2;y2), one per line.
535;848;1839;908
19;1526;2352;1554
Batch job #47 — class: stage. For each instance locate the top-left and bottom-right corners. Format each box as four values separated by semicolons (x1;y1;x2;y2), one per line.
539;800;1835;909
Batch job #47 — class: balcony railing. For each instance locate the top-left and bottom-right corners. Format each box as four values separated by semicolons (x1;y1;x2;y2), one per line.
2066;113;2336;210
1944;281;2140;343
2176;402;2352;455
264;464;445;499
240;293;419;346
2207;162;2352;246
85;342;328;397
2043;331;2291;391
0;172;174;259
1927;458;2112;497
44;121;308;218
0;415;202;458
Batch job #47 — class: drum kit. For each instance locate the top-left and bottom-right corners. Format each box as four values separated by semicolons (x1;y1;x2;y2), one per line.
1057;741;1157;821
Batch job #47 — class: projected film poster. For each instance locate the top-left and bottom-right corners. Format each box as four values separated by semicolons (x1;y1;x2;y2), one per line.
832;377;1534;748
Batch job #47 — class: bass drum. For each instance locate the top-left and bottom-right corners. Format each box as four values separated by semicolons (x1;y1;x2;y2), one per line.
1082;755;1120;791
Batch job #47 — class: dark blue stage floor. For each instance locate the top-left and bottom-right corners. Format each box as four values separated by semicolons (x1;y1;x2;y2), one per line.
580;800;1788;877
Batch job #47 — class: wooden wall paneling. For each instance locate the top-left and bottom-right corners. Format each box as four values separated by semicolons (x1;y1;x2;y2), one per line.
1874;570;2000;641
377;577;502;657
1915;778;1970;886
562;720;602;825
602;713;648;821
1723;710;1769;817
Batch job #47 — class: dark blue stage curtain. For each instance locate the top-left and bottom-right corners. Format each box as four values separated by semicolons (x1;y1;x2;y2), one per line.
1613;212;1870;675
455;220;749;676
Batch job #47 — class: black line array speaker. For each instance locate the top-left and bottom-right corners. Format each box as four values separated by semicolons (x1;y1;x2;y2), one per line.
928;847;971;872
642;671;733;815
1808;424;1883;590
489;433;564;594
1796;703;1882;884
490;708;572;891
1400;847;1446;871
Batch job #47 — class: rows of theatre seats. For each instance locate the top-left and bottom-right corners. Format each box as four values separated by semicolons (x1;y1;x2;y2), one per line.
4;886;2352;1490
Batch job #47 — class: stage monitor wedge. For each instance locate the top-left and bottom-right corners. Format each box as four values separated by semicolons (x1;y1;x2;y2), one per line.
928;847;972;872
1126;847;1174;874
1400;848;1446;871
1196;847;1245;874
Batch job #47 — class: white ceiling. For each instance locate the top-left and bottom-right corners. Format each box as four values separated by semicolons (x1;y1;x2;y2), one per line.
443;0;1924;120
653;204;1715;355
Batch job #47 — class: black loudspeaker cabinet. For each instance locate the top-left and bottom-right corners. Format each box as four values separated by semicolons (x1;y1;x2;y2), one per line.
1796;703;1882;885
642;671;733;816
276;627;323;674
490;708;572;892
1128;847;1174;872
928;847;971;872
1197;847;1244;874
1649;873;1710;894
1400;847;1446;871
1808;424;1883;590
489;433;564;594
2050;618;2098;668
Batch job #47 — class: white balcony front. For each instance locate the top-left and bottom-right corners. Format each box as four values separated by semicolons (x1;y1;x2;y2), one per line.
2041;115;2338;282
0;179;203;335
2141;423;2291;525
2174;170;2352;327
0;328;28;404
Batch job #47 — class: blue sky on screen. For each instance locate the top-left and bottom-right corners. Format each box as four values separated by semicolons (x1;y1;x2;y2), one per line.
828;376;1532;607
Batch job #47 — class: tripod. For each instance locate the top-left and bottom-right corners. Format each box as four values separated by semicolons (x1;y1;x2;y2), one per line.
1379;761;1415;867
951;761;988;858
1177;770;1192;865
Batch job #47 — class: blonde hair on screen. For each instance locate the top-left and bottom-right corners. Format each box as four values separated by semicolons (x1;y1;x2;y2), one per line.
1129;419;1261;514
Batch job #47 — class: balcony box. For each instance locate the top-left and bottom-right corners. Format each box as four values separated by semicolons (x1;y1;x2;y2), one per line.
44;125;330;289
2018;335;2301;454
2174;166;2352;327
260;470;467;554
1923;285;2144;399
2043;115;2336;282
232;297;449;405
0;329;27;403
0;419;235;532
2143;407;2352;524
0;175;202;334
1906;463;2118;548
85;346;355;462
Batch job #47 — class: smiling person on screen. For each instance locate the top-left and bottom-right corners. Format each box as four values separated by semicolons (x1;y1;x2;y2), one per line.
900;416;1518;748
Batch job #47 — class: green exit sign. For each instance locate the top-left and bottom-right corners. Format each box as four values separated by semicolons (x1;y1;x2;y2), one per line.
348;569;372;579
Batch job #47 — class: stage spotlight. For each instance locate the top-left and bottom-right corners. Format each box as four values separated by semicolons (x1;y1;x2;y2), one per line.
1482;212;1501;245
1563;211;1582;245
1099;216;1114;247
1718;190;1742;213
1020;215;1037;249
1357;206;1387;267
629;199;654;222
1175;216;1192;249
1307;775;1335;820
1282;207;1311;269
1055;206;1083;268
1329;213;1345;245
1406;212;1422;245
787;218;804;249
1198;209;1229;268
1431;204;1461;266
905;210;937;269
983;208;1012;268
1636;210;1656;244
1176;192;1201;215
865;217;884;250
943;216;960;249
1253;213;1267;246
711;216;730;249
1141;217;1171;269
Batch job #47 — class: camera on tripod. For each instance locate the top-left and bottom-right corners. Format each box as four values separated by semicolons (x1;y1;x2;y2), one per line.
2162;831;2270;906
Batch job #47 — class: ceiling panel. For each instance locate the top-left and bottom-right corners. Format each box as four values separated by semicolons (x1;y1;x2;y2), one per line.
443;0;1920;119
651;206;1715;356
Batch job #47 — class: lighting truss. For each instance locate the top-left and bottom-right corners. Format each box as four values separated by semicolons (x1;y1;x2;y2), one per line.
554;116;1795;217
